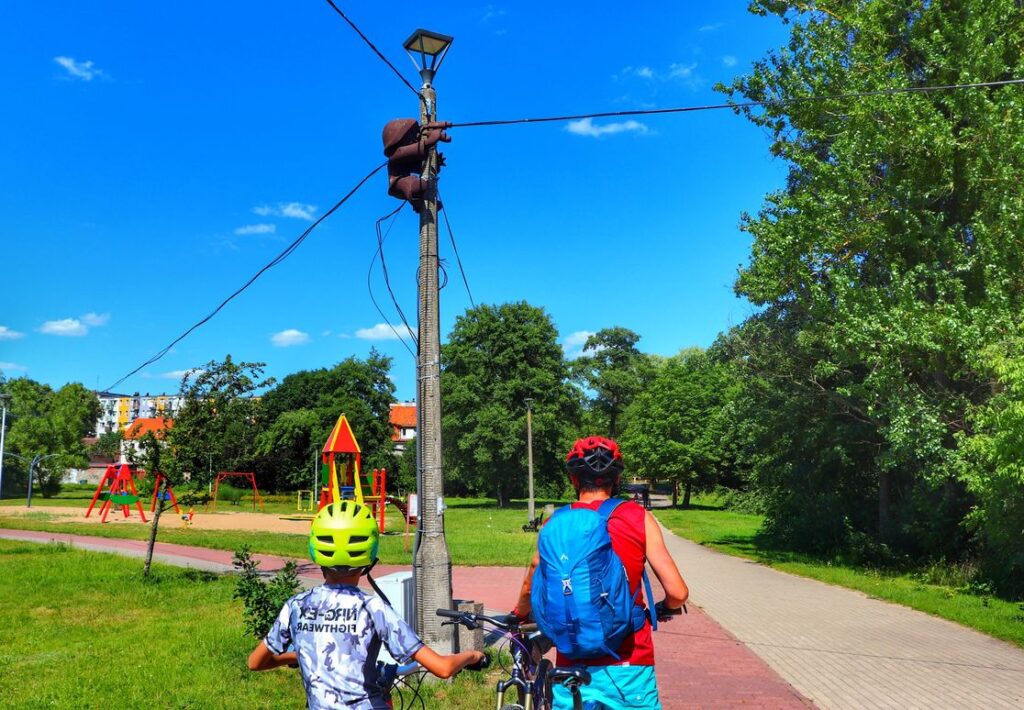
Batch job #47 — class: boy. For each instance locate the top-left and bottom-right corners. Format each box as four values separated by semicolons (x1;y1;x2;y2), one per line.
248;500;484;709
513;436;689;709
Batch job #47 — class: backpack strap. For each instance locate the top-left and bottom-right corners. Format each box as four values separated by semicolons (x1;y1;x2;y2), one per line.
596;497;624;521
642;568;658;632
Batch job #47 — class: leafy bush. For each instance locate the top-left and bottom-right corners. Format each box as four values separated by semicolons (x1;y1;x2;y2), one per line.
219;483;243;506
232;546;301;639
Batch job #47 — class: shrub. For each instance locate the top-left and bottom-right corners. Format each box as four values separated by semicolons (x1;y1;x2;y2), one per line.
232;546;301;639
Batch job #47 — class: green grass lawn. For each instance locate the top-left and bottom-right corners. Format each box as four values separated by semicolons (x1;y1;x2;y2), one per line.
0;539;498;708
0;497;545;567
653;502;1024;648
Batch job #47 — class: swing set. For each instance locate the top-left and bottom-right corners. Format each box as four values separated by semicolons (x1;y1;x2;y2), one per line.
206;471;266;512
85;464;148;523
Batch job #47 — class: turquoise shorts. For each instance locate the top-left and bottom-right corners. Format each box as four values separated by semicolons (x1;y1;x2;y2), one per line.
552;665;661;710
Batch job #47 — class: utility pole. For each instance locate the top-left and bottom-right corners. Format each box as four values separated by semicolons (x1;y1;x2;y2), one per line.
525;398;535;522
403;29;455;653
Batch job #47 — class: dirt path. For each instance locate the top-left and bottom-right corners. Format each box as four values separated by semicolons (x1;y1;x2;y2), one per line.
3;504;314;534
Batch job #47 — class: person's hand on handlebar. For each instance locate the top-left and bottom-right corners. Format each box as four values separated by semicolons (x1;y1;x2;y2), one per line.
509;606;531;623
654;599;687;622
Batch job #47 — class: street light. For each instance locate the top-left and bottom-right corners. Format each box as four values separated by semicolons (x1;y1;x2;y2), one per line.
24;450;58;506
403;29;453;85
525;398;535;523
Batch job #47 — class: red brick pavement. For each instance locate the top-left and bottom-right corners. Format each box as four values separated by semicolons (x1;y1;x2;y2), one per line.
2;529;809;708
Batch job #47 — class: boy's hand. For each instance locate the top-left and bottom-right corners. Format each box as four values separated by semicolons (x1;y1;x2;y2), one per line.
654;600;685;622
464;651;489;672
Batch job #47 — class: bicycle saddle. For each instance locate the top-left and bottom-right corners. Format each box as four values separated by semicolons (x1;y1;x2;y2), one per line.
550;667;592;686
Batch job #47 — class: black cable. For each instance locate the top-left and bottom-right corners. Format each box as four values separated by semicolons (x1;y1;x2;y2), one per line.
377;211;418;348
437;196;475;308
105;161;387;392
323;0;420;98
446;77;1024;129
366;204;416;356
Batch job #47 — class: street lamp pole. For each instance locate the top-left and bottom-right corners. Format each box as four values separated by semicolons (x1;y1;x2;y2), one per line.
525;398;535;523
0;401;7;500
26;454;58;508
405;28;455;654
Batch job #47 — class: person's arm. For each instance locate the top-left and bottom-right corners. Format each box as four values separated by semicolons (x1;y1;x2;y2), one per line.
247;641;298;671
412;646;486;679
513;549;541;618
644;511;688;608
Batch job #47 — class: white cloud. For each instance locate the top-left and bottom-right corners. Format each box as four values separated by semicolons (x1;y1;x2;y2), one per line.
141;368;204;381
81;312;110;327
698;22;725;32
566;118;649;138
271;329;311;347
39;318;87;336
253;202;317;221
355;323;415;341
54;56;104;81
668;62;697;79
563;330;595;349
0;326;25;341
722;55;738;67
481;4;506;22
0;361;28;372
234;223;276;236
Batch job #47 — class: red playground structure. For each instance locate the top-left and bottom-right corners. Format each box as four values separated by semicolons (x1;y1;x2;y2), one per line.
319;413;408;532
85;464;148;523
206;472;266;512
149;472;181;514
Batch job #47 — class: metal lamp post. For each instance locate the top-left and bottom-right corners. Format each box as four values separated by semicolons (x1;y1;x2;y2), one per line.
525;398;535;523
404;27;455;654
0;394;8;500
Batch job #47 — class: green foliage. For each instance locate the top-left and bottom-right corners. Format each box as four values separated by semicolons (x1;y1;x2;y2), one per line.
571;327;654;438
168;356;274;488
88;430;123;460
232;545;301;638
256;350;396;490
441;302;581;506
711;0;1024;593
218;483;244;505
0;378;100;497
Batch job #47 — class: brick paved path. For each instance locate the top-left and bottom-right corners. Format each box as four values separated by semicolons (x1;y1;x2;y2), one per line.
661;527;1024;709
1;528;807;708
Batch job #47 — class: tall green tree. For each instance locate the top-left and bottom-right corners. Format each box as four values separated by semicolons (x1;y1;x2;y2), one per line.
2;378;100;497
722;0;1024;575
442;302;580;506
571;327;653;438
169;356;274;487
621;349;735;507
257;350;395;489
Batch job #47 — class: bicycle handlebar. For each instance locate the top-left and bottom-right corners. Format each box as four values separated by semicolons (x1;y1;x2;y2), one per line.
435;608;537;634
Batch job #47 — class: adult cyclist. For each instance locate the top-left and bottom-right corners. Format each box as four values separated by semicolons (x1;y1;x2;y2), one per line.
513;436;689;709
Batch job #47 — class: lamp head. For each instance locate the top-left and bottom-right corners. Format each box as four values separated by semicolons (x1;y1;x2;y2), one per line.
403;28;454;85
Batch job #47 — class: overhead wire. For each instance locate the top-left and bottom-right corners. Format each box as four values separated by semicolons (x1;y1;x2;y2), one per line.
105;161;387;392
437;193;475;308
367;203;417;356
445;77;1024;129
323;0;421;98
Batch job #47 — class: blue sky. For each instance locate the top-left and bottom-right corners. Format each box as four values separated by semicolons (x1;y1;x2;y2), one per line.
0;2;789;400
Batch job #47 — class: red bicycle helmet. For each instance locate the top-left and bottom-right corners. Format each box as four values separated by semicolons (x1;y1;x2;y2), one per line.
565;436;624;486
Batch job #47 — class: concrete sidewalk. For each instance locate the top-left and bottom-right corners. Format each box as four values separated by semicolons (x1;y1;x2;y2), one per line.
1;528;807;709
661;526;1024;708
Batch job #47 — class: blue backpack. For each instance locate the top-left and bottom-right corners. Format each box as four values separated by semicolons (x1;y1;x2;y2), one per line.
531;498;656;659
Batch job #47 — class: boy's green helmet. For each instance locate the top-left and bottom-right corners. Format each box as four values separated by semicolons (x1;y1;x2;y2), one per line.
308;500;379;569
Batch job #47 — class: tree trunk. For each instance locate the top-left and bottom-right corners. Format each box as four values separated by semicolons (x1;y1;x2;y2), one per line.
495;484;509;508
672;482;679;508
682;481;692;509
878;470;891;544
143;479;166;577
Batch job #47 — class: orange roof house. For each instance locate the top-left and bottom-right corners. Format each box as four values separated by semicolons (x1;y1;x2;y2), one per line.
124;417;173;440
389;403;416;443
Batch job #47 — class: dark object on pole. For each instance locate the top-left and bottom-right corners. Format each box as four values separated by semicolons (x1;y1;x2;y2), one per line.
382;118;450;208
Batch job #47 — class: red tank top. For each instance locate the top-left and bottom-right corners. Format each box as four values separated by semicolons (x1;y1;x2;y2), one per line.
554;498;655;667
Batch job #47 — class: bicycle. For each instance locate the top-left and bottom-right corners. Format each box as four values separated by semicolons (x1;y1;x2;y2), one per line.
436;608;591;710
